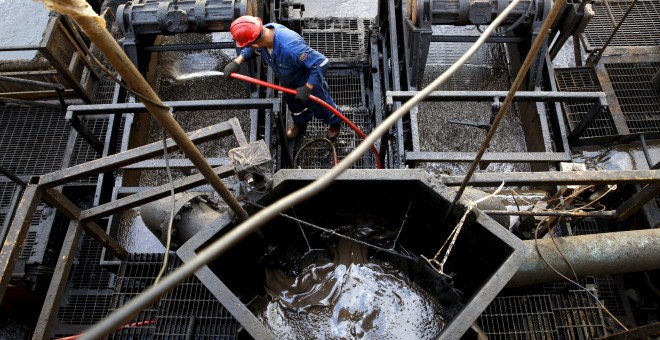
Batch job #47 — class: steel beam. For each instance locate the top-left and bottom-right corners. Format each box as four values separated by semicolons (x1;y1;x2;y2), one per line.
66;98;280;115
122;158;229;170
38;120;238;187
42;189;127;260
0;184;42;303
430;35;525;43
406;151;571;163
386;90;606;105
32;220;82;340
79;165;234;223
616;182;660;222
441;170;660;186
143;42;236;52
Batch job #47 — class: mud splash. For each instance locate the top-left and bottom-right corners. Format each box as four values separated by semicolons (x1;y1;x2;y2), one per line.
258;238;445;339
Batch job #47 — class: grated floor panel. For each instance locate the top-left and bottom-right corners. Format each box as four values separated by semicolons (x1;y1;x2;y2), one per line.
295;69;375;169
478;292;607;339
605;62;660;133
0;182;19;231
555;67;617;138
107;253;239;339
0;105;70;176
584;0;660;49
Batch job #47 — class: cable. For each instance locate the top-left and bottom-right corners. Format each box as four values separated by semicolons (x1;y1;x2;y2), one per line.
293;137;338;168
533;219;629;331
77;0;525;336
154;126;176;284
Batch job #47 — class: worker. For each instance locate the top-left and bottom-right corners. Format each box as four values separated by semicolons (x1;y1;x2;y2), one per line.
223;15;342;141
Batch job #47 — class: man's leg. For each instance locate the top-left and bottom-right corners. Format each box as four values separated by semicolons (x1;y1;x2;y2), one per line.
284;93;312;140
308;82;342;140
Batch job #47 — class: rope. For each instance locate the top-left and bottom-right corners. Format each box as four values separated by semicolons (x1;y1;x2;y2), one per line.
425;182;505;274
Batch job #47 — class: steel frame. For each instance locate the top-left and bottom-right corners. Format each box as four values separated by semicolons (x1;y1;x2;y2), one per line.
0;116;262;339
387;90;606;164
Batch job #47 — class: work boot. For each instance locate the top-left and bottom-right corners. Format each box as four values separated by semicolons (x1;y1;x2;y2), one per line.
326;122;341;141
286;123;306;140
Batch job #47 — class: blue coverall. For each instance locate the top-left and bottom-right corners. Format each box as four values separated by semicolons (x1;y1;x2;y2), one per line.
239;23;342;126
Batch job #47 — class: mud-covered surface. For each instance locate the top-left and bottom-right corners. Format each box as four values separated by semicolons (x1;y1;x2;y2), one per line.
257;239;446;339
416;63;530;177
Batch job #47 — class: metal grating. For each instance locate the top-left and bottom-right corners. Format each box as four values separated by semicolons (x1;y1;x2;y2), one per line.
0;182;18;231
19;231;37;260
555;68;617;138
108;253;163;339
584;0;660;49
71;235;115;290
303;17;373;63
0;105;70;175
108;254;239;339
91;73;118;104
571;218;605;235
296;70;375;169
605;62;660;133
478;295;559;339
57;294;113;325
593;276;630;324
478;293;607;339
154;258;239;338
68;117;110;184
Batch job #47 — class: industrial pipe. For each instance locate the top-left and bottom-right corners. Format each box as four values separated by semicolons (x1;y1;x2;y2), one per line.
228;72;383;169
508;228;660;287
43;0;249;220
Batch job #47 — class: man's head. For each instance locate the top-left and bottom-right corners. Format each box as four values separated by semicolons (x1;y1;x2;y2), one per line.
230;15;264;47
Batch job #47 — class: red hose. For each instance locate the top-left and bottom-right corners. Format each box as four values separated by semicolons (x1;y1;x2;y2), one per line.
229;73;382;169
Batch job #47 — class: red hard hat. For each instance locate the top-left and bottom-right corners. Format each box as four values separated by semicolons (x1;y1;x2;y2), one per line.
230;16;263;47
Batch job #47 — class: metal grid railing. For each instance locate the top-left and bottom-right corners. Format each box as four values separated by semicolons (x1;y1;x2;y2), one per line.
296;70;375;169
303;17;374;63
584;0;660;49
478;293;607;339
91;73;118;104
555;67;617;138
0;105;70;175
605;62;660;133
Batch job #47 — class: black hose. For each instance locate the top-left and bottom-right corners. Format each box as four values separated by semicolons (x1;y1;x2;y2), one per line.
293;138;338;169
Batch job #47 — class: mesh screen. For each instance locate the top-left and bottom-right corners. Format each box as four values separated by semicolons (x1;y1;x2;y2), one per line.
68;117;110;185
605;62;660;133
555;68;617;138
0;182;18;230
584;0;660;49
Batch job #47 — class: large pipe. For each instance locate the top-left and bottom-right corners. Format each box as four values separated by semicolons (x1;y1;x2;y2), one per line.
42;0;249;220
508;228;660;287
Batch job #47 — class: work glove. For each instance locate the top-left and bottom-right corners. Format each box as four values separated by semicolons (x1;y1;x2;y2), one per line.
296;85;312;103
222;61;240;79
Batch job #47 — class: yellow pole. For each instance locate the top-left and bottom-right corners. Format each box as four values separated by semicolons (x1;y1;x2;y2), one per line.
42;0;249;220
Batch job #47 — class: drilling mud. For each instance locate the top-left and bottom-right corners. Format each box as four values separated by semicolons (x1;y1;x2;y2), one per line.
257;238;445;339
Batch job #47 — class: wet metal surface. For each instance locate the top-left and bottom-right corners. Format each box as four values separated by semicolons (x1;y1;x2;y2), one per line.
572;140;660;170
258;239;445;339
